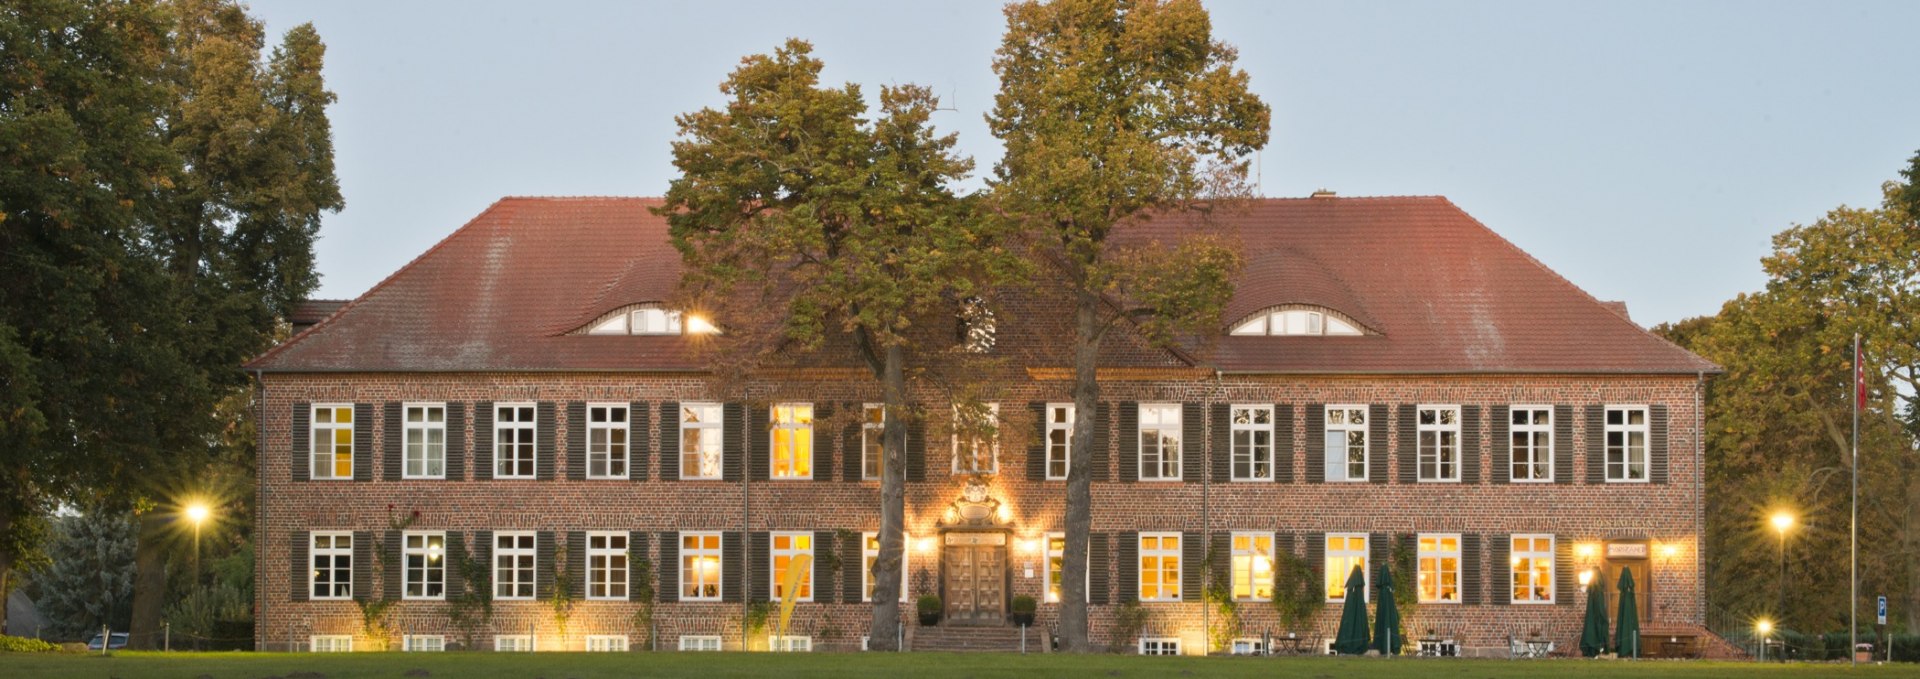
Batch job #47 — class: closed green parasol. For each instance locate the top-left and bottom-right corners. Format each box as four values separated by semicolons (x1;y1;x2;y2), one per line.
1331;564;1372;655
1580;573;1610;657
1615;568;1640;658
1371;561;1403;656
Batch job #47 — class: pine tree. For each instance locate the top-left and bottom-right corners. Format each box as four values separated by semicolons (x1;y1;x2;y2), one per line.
32;511;138;641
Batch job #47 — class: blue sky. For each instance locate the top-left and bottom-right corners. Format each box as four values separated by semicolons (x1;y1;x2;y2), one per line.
248;0;1920;327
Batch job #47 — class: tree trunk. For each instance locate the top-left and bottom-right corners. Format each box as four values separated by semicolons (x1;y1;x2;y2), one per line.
127;512;170;649
0;506;12;636
868;343;908;650
1060;288;1102;652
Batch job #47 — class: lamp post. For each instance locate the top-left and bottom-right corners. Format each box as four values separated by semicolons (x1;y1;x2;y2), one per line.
185;502;211;585
1757;619;1773;662
1771;512;1794;628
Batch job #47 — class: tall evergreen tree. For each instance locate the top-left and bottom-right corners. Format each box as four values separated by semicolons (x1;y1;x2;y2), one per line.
985;0;1268;650
31;510;138;641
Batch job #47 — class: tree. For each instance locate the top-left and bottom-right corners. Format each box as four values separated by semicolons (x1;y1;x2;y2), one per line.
31;510;137;641
657;40;1018;649
984;0;1268;650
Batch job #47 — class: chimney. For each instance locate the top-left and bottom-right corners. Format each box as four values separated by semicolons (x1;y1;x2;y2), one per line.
1310;189;1337;198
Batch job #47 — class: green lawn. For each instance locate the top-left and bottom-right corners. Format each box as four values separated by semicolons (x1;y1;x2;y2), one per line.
5;652;1916;679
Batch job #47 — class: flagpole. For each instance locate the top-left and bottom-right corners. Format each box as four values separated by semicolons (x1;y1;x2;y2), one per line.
1851;332;1860;666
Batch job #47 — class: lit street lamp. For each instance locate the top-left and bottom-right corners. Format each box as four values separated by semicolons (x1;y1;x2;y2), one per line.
184;502;212;585
1757;619;1773;662
1771;512;1794;628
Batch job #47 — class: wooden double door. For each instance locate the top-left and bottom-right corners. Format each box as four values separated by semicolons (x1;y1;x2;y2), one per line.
943;532;1007;624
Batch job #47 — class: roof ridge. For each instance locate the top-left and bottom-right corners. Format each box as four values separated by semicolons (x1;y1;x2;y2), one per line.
246;197;521;369
1434;197;1719;372
498;195;663;202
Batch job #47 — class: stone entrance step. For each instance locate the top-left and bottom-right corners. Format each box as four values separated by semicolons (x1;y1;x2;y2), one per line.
911;624;1034;653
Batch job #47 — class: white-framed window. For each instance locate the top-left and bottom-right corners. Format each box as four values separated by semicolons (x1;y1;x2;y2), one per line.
861;404;884;480
679;402;723;480
1509;405;1552;482
1417;405;1461;482
1138;532;1182;602
1323;405;1368;482
770;531;813;602
586;305;717;336
311;403;354;480
861;532;908;602
1231;531;1274;601
1138;404;1182;481
1417;533;1462;604
586;403;629;479
1044;403;1074;480
1510;534;1555;604
1139;637;1181;655
952;402;1000;474
1324;533;1369;603
585;635;629;652
403;403;446;479
678;635;723;652
1230;638;1266;655
1229;307;1364;336
771;403;813;479
632;307;682;335
494;635;533;652
1044;531;1091;604
587;532;629;600
403;531;446;600
493;531;536;600
1230;405;1274;481
770;635;812;652
494;402;536;479
680;531;722;601
310;531;353;600
1605;406;1649;482
403;634;445;652
310;635;353;653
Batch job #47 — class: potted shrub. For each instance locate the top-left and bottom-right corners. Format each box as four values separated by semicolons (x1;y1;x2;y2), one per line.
1009;595;1037;627
917;594;943;626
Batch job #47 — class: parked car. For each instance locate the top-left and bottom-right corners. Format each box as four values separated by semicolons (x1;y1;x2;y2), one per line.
86;632;129;651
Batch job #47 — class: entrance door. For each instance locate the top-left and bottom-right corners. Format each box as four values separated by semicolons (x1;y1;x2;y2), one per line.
1602;542;1653;621
943;533;1006;624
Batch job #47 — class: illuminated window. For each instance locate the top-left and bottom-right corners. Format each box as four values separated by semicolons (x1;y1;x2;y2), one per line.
1325;533;1369;603
1045;404;1074;480
1229;308;1363;336
1418;406;1461;482
679;402;723;480
1417;534;1461;604
587;532;628;600
771;403;813;479
586;403;629;479
493;403;536;479
1138;404;1182;481
1509;406;1552;482
310;531;352;600
1323;406;1368;482
678;635;722;651
493;531;535;600
861;532;908;602
1232;532;1274;601
770;532;813;602
493;635;532;652
1231;405;1274;481
585;635;628;652
310;635;352;653
1044;532;1090;604
403;403;445;479
681;532;722;601
403;531;446;600
1605;406;1648;482
1139;637;1180;655
1510;534;1555;604
311;404;354;480
403;635;444;652
1138;532;1181;602
861;404;885;480
952;403;1000;474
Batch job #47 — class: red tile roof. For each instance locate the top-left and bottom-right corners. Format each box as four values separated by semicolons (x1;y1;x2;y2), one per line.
247;195;1717;375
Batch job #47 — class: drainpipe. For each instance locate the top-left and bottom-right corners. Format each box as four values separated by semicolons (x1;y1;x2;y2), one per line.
743;400;752;651
1205;369;1224;653
252;368;266;652
1694;370;1705;626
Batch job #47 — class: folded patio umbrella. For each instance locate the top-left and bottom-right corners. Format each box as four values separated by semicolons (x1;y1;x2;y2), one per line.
1580;576;1610;657
1615;568;1640;658
1331;564;1372;655
1371;562;1403;656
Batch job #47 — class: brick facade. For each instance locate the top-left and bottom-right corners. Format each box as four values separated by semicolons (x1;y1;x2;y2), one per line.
255;369;1706;654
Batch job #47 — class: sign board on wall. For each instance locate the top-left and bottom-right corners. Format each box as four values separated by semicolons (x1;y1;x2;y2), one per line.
1606;542;1649;559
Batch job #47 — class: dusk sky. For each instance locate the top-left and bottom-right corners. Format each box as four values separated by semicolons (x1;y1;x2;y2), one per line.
248;0;1920;327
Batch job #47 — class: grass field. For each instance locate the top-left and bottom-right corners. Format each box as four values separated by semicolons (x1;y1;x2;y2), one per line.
6;652;1917;679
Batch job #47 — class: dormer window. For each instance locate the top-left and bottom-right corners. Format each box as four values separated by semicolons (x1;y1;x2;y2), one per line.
581;304;717;336
1229;307;1364;336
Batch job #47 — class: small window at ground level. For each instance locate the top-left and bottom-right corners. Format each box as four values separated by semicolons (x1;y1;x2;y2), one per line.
311;635;353;653
1231;638;1265;655
679;635;723;651
771;636;812;652
1140;637;1181;655
494;635;533;652
586;635;628;652
403;635;444;652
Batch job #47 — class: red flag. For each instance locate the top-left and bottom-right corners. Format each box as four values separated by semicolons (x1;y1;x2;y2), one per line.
1855;336;1867;410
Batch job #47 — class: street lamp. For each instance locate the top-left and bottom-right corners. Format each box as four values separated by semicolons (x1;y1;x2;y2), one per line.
1771;512;1794;627
184;502;212;586
1757;619;1773;662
